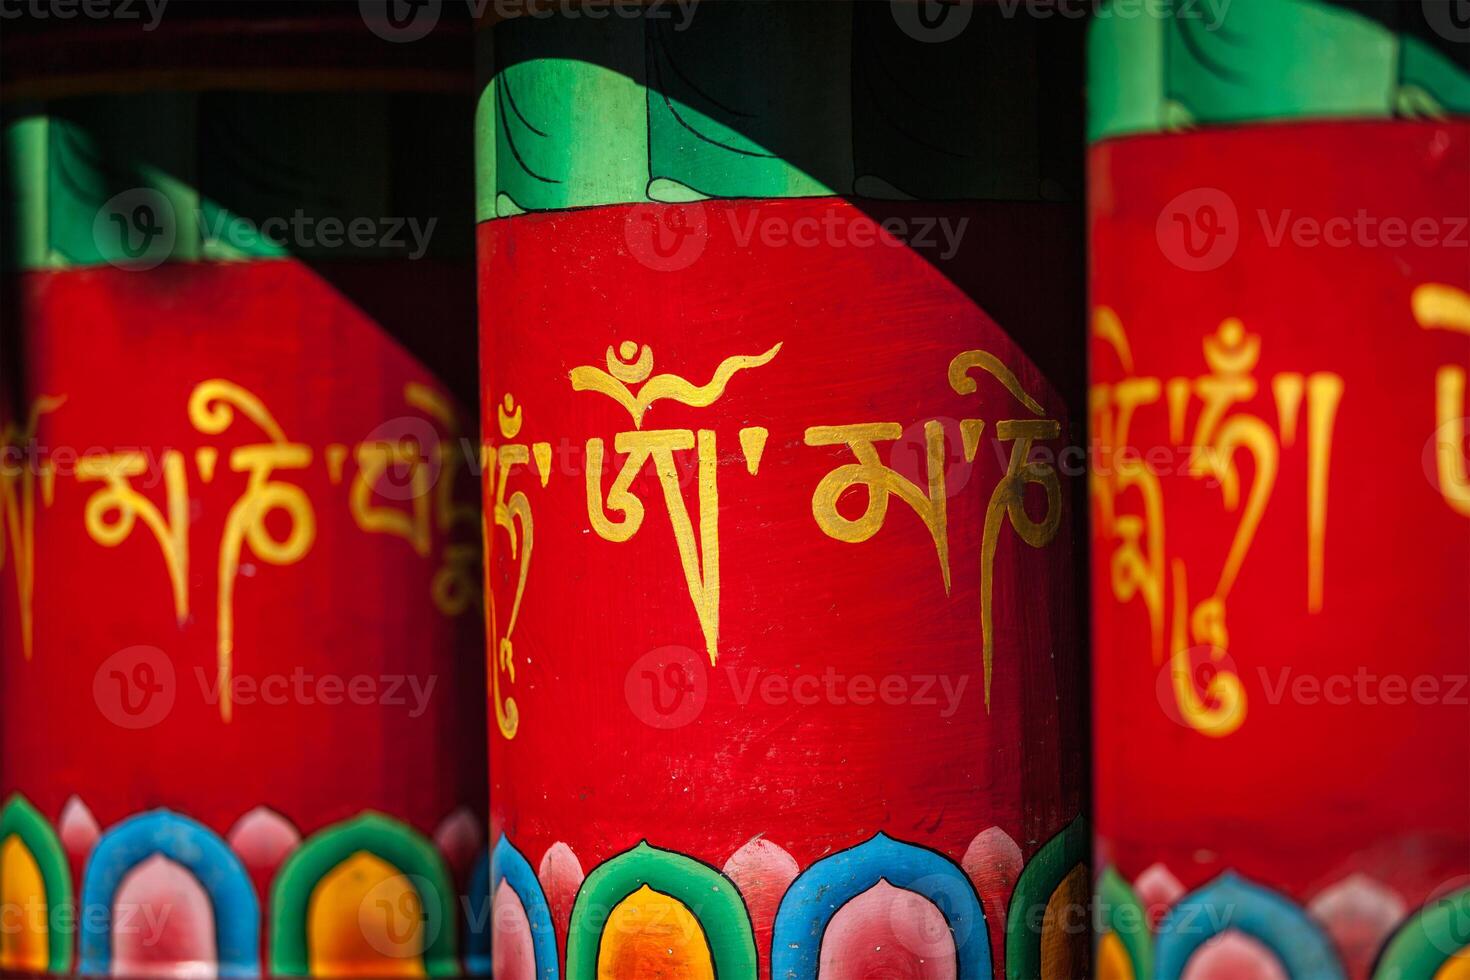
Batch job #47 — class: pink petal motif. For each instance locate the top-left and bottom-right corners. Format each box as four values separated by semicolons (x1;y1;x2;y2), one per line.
1308;874;1406;980
58;796;101;866
492;880;538;980
538;842;586;945
1180;931;1289;980
961;826;1022;976
722;839;799;980
111;854;218;978
1135;863;1186;929
434;807;484;884
226;807;301;887
817;881;957;980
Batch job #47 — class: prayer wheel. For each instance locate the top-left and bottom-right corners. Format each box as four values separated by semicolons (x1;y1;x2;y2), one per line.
1088;2;1470;977
0;8;486;976
477;4;1090;978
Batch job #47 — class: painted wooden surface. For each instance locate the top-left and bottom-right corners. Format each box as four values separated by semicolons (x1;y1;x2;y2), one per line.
1089;2;1470;977
477;5;1090;978
0;15;486;975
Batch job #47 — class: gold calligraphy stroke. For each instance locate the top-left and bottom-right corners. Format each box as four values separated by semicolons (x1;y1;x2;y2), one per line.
1092;309;1166;663
189;380;315;722
586;428;722;664
1;396;66;660
577;341;780;665
347;383;486;616
571;341;783;428
1414;283;1470;517
949;350;1062;709
76;450;190;625
804;422;952;592
1091;311;1346;738
948;350;1046;417
487;393;541;740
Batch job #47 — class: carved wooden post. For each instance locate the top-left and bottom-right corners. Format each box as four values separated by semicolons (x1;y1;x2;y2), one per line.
477;5;1090;978
0;13;485;977
1088;2;1470;977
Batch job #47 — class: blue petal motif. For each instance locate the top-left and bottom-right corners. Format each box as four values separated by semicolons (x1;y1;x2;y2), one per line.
1154;871;1344;979
771;832;990;979
80;809;259;977
490;836;560;980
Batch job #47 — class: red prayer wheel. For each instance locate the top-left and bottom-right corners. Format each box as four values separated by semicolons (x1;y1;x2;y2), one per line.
1088;2;1470;978
477;5;1091;978
0;8;487;976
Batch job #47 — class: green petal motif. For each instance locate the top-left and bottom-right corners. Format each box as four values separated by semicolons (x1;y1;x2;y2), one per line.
1005;815;1089;980
1373;888;1470;980
565;840;756;980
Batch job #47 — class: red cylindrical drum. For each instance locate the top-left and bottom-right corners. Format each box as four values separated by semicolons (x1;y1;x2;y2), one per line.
0;10;486;976
1088;2;1470;978
478;5;1090;978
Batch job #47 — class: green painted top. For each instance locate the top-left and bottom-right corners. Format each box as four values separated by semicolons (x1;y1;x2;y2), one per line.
1088;0;1470;142
2;91;471;271
476;3;1087;220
